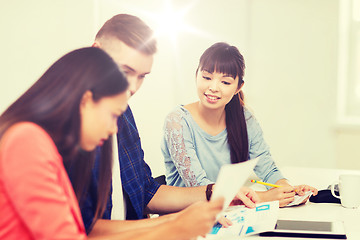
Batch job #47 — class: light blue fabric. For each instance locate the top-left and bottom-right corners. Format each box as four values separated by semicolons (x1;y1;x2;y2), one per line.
161;105;284;188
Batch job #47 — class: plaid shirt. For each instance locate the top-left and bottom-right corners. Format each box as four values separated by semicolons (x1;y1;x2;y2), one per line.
80;106;160;233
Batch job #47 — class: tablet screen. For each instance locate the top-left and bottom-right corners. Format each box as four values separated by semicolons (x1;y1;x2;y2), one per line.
260;219;347;239
276;220;332;232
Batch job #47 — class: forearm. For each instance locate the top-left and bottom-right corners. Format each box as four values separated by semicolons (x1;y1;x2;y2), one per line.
88;220;189;240
146;185;207;214
88;214;176;237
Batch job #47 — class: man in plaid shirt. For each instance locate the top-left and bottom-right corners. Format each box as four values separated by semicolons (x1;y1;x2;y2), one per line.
80;13;259;237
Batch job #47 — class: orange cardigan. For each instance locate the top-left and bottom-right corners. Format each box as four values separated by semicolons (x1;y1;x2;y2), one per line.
0;122;86;240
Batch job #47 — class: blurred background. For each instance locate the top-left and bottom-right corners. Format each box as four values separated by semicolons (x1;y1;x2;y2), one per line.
1;0;360;178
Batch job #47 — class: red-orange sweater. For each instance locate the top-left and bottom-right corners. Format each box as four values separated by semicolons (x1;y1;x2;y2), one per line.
0;122;86;240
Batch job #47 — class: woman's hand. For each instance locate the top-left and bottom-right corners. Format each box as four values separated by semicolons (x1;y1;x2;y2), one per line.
257;185;295;207
294;184;318;196
276;179;318;204
257;179;318;207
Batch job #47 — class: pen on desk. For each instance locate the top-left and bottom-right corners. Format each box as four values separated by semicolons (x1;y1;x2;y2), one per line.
250;179;282;188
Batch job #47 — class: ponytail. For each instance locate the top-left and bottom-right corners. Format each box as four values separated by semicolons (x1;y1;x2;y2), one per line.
225;90;248;163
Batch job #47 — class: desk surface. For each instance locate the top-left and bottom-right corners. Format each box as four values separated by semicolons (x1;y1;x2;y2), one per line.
203;166;360;240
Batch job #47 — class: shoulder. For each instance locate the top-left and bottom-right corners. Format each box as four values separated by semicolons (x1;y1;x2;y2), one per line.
243;107;264;137
117;106;138;136
165;105;190;122
119;106;135;124
163;105;195;134
1;122;58;157
2;122;52;144
244;106;260;125
243;106;255;121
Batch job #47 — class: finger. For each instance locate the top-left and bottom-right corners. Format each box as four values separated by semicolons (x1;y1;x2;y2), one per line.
313;188;318;195
281;186;295;193
299;185;311;194
238;193;256;208
283;191;296;198
218;216;232;227
246;190;261;203
280;196;295;207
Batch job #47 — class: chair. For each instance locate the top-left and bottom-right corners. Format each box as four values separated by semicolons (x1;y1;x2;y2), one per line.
154;175;166;185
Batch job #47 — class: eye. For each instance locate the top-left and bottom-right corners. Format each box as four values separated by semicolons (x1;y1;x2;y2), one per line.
138;75;146;80
222;81;231;85
203;75;211;80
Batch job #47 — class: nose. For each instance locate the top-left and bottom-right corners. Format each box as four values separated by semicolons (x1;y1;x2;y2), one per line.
127;75;137;96
209;79;219;92
109;120;118;135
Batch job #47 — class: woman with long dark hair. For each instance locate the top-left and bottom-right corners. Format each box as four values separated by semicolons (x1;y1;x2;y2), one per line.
0;47;129;239
162;42;318;208
0;47;227;240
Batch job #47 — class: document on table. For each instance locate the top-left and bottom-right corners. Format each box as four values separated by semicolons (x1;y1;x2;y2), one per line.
210;158;259;210
205;201;279;238
287;191;313;207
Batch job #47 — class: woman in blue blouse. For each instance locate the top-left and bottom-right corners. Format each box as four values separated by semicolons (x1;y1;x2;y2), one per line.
162;42;318;207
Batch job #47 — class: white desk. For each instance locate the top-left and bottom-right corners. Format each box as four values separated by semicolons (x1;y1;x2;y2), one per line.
203;167;360;240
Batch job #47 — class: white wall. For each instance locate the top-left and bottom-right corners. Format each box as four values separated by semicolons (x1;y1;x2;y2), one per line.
0;0;96;113
1;1;356;179
245;0;339;169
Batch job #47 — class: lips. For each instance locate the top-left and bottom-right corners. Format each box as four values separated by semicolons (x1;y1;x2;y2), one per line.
98;138;107;147
204;93;220;103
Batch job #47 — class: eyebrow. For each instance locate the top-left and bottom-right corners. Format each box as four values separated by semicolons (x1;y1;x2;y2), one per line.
121;64;135;72
121;64;150;76
202;70;235;80
223;74;235;79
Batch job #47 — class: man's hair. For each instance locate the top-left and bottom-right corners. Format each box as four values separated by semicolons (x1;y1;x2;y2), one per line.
96;14;157;55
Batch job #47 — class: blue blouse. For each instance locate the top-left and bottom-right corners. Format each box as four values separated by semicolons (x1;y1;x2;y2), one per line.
162;105;284;187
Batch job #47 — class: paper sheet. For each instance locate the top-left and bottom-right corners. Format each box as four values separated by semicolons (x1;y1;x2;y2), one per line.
286;191;313;206
210;158;259;210
207;201;279;238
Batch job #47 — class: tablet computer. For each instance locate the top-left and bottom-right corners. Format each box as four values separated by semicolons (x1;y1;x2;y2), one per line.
259;219;347;239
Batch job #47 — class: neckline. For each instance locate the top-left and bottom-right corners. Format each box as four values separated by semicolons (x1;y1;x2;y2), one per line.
179;105;227;139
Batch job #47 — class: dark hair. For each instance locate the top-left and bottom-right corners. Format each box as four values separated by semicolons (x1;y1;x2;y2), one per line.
96;14;157;55
0;47;128;224
197;42;248;164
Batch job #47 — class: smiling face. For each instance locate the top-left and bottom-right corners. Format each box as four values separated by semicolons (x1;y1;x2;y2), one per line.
196;70;241;110
79;90;129;151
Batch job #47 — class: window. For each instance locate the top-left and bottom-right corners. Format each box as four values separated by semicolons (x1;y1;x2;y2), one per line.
337;0;360;125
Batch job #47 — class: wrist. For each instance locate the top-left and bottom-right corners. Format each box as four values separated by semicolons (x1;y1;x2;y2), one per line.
206;183;215;201
276;178;291;187
255;190;268;203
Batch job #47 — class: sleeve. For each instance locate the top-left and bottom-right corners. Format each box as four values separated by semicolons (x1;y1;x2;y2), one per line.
126;111;160;207
163;110;213;187
0;124;86;240
142;160;161;206
246;110;285;185
118;107;160;216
